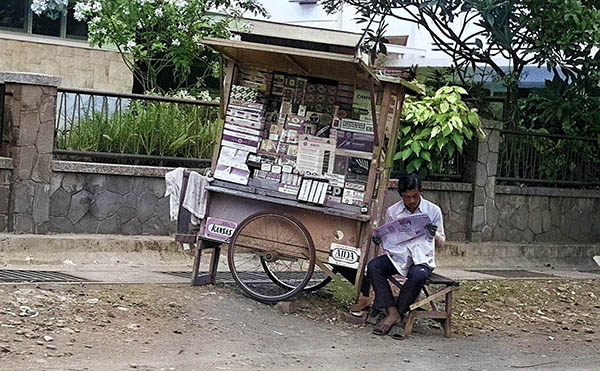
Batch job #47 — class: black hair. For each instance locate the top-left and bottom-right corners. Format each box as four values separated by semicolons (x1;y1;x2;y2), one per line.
397;173;421;194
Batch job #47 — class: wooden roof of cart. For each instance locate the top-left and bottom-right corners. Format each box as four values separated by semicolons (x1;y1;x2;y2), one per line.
201;37;422;95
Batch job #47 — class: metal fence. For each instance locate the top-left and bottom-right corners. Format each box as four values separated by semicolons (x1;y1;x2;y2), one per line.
55;87;221;167
498;130;600;187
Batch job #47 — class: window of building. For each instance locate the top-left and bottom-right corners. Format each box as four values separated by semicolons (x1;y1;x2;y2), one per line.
0;0;87;40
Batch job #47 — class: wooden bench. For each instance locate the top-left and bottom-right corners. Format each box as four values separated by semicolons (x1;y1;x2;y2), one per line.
390;272;459;338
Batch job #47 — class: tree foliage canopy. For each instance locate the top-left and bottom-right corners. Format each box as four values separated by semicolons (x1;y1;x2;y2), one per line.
73;0;267;93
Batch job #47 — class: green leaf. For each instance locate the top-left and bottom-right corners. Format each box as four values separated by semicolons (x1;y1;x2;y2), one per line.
401;125;411;135
421;151;431;162
393;147;412;161
408;158;423;171
410;141;421;156
452;133;464;152
467;111;480;125
440;102;449;113
442;124;452;136
430;126;441;138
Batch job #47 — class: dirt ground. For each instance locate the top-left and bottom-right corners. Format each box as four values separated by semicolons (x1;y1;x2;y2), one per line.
0;278;599;371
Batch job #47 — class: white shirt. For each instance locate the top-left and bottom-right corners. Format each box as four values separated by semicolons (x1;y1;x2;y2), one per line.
384;197;445;270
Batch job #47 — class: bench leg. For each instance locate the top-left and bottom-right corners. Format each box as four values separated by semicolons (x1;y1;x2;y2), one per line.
191;241;221;286
443;290;453;338
403;312;416;338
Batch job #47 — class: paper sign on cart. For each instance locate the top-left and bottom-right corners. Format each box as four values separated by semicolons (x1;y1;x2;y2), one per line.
203;217;238;242
328;243;361;269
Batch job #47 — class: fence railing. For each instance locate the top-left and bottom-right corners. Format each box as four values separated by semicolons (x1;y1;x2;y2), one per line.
498;130;600;187
55;87;221;167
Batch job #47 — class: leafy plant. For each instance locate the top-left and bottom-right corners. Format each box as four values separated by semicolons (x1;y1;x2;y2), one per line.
30;0;68;20
56;100;221;161
394;86;485;174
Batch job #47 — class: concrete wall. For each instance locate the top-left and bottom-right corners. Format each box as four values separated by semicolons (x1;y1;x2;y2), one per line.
49;161;174;235
0;33;132;92
0;157;12;232
494;186;600;243
384;181;472;241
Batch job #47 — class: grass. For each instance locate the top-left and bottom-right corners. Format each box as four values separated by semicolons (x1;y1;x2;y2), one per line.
56;100;221;161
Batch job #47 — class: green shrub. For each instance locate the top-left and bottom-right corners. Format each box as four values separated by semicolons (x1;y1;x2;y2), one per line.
56;100;221;160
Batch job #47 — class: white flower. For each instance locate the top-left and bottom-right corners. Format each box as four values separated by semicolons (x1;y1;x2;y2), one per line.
172;39;181;46
127;41;137;48
30;0;47;15
155;8;163;17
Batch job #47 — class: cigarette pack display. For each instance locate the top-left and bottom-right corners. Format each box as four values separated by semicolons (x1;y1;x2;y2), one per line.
278;184;300;195
344;182;367;192
335;148;373;160
214;164;250;185
259;139;279;154
265;172;281;182
225;116;263;130
277;142;289;155
342;189;365;206
260;163;272;171
340;119;374;134
297;179;312;202
336;131;374;153
286;144;298;157
224;124;261;137
223;129;260;143
229;101;264;111
221;139;259;153
324;173;346;187
325;195;342;205
227;108;262;121
254;169;267;179
298;105;307;117
282;165;293;174
271;165;282;174
311;182;325;203
285;76;296;87
280;101;292;115
285;114;304;129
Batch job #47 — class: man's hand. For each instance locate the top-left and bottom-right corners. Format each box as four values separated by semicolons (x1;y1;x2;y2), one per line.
425;223;438;237
371;236;382;245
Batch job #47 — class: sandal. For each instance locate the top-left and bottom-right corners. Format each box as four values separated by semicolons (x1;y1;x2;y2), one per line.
366;308;386;326
372;321;393;336
389;323;405;340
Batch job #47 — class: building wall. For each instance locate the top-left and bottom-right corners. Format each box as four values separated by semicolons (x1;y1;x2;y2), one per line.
48;161;174;235
493;186;600;243
0;33;132;92
0;158;12;232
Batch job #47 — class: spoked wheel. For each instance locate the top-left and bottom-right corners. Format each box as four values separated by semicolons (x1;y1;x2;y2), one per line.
261;259;332;292
228;211;316;303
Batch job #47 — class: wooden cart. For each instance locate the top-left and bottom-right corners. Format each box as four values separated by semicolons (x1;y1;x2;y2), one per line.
176;37;421;303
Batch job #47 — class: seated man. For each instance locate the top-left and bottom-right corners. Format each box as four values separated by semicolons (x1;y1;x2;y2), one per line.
369;173;445;336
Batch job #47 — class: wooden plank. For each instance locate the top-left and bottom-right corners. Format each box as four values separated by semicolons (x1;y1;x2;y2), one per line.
412;310;448;319
205;184;371;222
427;273;459;286
315;260;336;280
409;285;456;311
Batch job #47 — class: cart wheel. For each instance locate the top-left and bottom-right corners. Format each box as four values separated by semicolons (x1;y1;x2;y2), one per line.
261;259;332;292
228;211;316;303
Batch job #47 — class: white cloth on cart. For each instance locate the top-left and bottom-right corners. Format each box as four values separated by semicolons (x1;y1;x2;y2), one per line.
164;168;209;224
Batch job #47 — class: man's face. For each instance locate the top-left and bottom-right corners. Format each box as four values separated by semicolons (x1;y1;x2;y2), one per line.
400;188;421;213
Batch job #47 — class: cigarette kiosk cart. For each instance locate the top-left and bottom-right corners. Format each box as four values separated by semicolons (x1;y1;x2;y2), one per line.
176;37;421;303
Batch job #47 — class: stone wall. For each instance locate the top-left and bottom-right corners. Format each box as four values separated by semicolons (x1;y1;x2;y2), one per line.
49;161;174;235
0;157;12;232
0;34;132;92
493;186;600;243
383;181;472;241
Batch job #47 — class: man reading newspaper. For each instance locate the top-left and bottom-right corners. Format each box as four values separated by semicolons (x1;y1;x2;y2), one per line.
368;173;445;337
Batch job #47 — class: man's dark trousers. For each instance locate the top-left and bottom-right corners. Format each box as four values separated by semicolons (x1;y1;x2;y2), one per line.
367;255;433;312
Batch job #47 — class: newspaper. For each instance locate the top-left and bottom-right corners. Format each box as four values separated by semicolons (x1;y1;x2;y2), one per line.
372;214;432;276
